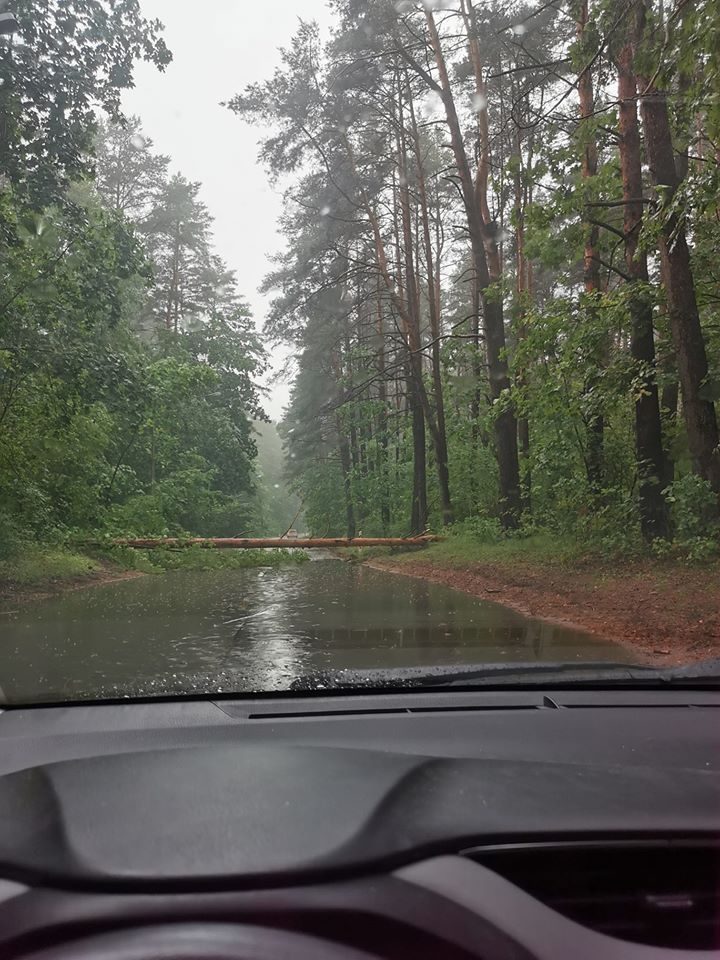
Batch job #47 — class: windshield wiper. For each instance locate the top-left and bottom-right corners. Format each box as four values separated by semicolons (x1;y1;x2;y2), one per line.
291;659;720;692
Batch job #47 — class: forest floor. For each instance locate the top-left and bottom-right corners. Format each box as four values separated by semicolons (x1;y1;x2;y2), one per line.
364;536;720;666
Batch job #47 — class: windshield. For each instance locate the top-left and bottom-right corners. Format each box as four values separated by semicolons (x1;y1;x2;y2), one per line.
0;0;717;705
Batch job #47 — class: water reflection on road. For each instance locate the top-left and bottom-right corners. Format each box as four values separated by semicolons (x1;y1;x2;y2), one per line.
0;559;632;703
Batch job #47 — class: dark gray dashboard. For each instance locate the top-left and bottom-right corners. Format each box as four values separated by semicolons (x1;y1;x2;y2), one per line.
0;688;717;957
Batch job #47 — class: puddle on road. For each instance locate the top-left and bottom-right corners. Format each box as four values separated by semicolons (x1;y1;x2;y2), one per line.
0;560;634;702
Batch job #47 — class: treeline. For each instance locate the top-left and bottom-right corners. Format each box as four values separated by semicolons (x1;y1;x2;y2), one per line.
231;0;720;556
0;1;270;557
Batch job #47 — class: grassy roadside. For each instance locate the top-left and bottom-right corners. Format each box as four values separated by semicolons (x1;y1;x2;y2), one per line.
0;542;308;603
353;528;720;574
350;532;588;569
361;533;720;665
345;532;606;574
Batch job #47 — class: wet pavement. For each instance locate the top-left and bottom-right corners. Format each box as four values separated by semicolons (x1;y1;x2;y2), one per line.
0;559;633;703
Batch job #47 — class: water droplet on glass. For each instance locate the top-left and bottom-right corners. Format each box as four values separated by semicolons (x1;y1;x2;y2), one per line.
320;206;331;217
422;0;454;8
471;92;487;112
422;91;444;117
394;0;413;12
510;22;527;36
130;134;147;150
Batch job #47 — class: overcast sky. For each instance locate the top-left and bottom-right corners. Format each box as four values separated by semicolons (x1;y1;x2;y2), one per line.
122;0;333;421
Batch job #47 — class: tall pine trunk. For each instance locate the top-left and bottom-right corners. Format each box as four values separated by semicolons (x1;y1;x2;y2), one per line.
375;285;391;534
577;0;604;492
638;5;720;499
423;11;521;528
406;77;453;525
616;25;669;539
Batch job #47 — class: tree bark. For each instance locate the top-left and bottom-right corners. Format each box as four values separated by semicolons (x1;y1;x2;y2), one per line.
638;8;720;498
513;88;532;514
616;25;669;539
375;284;391;534
389;165;428;534
114;537;443;549
577;0;604;492
337;419;357;539
406;75;454;525
422;11;521;528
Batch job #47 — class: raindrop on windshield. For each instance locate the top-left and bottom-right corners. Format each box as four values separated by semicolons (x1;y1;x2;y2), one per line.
394;0;413;13
471;92;487;112
130;133;147;150
511;22;527;36
422;91;444;117
320;205;331;217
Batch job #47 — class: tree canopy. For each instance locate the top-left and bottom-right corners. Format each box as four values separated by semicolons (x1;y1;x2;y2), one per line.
227;0;720;557
0;2;270;556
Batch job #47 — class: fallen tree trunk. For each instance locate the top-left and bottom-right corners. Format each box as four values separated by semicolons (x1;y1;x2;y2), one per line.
112;537;443;550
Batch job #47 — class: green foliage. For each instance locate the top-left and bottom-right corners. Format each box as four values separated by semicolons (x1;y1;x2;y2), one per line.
3;0;720;583
0;6;269;564
663;476;720;560
0;546;101;585
448;516;504;543
0;512;28;562
124;546;309;573
0;0;170;208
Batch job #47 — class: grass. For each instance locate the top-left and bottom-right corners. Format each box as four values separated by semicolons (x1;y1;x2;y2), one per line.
409;532;586;568
0;541;309;596
356;530;645;572
360;525;720;583
0;545;102;586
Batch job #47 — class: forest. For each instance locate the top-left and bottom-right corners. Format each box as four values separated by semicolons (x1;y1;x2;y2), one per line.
0;0;293;564
230;0;720;559
1;0;719;570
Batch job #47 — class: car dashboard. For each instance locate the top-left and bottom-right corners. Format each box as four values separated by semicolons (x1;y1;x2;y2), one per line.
0;686;718;958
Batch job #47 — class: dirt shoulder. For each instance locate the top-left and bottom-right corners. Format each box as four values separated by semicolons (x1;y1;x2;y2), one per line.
367;549;720;666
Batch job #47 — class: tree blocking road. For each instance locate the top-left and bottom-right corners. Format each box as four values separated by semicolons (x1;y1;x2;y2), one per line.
113;537;443;550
